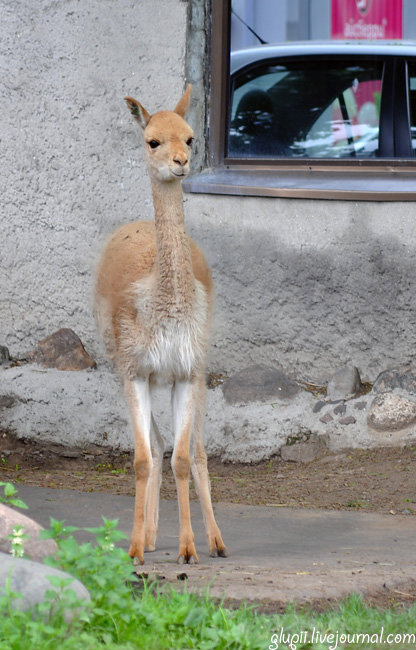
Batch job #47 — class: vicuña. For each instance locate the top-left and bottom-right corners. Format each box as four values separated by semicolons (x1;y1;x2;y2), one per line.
94;85;227;565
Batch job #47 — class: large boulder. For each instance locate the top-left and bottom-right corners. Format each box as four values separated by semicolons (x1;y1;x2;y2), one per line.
368;367;416;432
367;393;416;432
372;366;416;396
0;503;58;560
0;553;90;620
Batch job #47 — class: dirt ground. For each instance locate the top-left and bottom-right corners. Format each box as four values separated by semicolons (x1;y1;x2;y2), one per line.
1;429;415;516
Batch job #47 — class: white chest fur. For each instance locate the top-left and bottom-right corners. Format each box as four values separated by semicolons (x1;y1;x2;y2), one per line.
132;278;209;379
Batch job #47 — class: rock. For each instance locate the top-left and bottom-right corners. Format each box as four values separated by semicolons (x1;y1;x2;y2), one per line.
313;400;326;413
0;395;16;409
367;393;416;432
354;401;367;410
372;366;416;396
58;449;80;458
0;346;10;365
0;504;58;560
26;328;96;371
222;364;300;404
319;413;333;424
280;438;326;463
0;553;90;620
327;365;362;401
339;416;356;425
333;404;347;416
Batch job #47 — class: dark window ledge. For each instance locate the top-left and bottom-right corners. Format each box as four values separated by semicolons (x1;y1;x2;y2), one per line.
183;166;416;201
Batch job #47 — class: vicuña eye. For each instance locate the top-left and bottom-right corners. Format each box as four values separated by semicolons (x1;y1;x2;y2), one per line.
186;137;194;147
148;140;160;149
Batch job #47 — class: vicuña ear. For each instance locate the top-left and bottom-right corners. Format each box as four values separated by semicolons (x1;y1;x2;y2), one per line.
124;97;151;129
174;84;192;118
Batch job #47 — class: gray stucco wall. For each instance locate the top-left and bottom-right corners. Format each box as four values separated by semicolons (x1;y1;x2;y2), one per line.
1;0;187;358
2;0;416;393
186;195;416;385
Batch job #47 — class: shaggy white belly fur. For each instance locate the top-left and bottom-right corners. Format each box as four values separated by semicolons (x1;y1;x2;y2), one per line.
132;279;209;380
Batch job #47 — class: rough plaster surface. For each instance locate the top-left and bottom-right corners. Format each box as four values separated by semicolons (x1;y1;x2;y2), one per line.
1;0;187;359
2;365;416;462
186;195;416;384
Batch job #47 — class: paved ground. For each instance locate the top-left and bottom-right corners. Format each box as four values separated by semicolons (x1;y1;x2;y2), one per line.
18;485;416;604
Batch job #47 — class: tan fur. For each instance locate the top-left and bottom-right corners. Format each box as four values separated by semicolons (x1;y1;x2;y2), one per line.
94;86;227;564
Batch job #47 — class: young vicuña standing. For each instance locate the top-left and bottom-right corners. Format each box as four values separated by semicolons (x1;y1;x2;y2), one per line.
94;85;227;565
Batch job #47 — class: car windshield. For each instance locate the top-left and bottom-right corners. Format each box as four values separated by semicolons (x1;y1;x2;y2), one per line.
228;57;384;159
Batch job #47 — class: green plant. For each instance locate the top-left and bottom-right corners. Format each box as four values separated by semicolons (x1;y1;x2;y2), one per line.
0;482;28;509
7;525;29;558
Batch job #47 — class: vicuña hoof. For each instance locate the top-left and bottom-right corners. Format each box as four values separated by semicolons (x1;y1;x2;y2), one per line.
208;535;228;558
129;542;144;565
177;542;199;565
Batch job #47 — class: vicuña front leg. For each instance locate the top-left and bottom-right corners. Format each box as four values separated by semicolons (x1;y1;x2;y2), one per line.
191;377;228;558
172;379;198;564
125;378;152;564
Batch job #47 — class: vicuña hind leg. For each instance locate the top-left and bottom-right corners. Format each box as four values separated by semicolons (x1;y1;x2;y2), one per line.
191;377;227;558
144;415;164;551
171;379;198;564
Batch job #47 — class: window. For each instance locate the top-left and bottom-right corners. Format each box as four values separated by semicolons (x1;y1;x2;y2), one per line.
183;0;416;200
228;59;383;159
408;62;416;155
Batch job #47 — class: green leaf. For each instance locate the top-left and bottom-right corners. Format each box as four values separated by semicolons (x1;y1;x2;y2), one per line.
9;498;28;510
4;483;17;497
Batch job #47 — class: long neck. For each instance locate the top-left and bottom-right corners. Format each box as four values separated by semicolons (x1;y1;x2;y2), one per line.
151;178;195;312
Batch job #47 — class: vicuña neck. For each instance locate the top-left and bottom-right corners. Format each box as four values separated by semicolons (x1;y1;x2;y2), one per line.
151;178;195;311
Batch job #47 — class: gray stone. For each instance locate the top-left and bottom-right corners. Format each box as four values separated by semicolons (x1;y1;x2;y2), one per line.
0;504;58;561
334;404;347;416
372;366;416;396
0;346;10;365
0;553;90;620
222;364;300;404
280;438;326;463
26;329;96;371
313;400;326;413
327;365;362;401
354;401;367;410
339;416;356;425
0;394;16;409
320;413;334;424
367;393;416;432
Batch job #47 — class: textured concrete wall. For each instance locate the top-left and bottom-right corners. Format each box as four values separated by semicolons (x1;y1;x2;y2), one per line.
185;195;416;385
2;0;416;393
1;0;187;358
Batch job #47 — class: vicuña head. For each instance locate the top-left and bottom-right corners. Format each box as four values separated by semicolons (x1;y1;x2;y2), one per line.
125;85;194;182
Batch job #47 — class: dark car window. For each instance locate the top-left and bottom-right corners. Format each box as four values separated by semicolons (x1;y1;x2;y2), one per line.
228;58;384;159
408;61;416;155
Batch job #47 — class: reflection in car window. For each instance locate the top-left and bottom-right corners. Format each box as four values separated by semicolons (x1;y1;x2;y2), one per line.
228;58;384;159
408;62;416;155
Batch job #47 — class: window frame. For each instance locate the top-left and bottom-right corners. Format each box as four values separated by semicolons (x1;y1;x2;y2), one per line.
183;0;416;201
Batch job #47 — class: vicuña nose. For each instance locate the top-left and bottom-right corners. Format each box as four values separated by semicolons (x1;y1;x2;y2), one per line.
173;153;188;166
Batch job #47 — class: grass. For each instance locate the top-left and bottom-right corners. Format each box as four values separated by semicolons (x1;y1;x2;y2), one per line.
1;483;416;649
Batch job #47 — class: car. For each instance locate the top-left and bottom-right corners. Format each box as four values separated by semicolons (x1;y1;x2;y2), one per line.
228;41;416;160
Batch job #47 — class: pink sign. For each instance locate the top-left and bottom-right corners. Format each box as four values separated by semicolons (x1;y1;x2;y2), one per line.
331;0;403;40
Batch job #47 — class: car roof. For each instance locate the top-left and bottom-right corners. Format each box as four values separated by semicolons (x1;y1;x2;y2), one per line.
230;40;416;75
